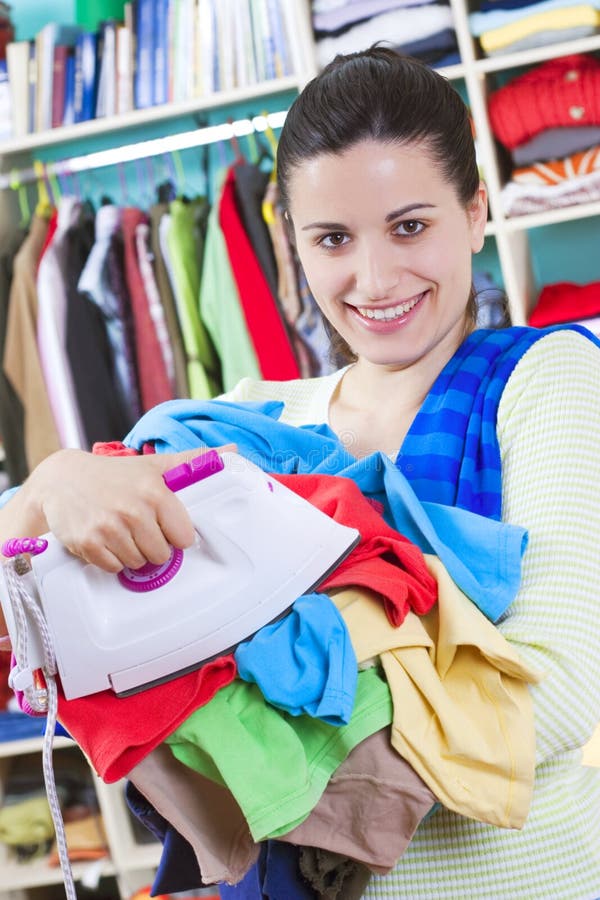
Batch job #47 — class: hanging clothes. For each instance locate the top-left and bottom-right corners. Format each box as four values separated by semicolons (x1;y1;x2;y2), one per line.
160;198;222;399
135;219;177;394
3;213;61;469
64;203;136;445
36;196;88;449
263;180;332;377
77;203;142;423
232;161;279;300
121;206;176;412
198;172;261;392
0;227;28;485
148;202;189;398
219;166;300;381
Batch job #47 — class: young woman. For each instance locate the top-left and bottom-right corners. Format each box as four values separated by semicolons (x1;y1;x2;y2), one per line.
2;47;600;898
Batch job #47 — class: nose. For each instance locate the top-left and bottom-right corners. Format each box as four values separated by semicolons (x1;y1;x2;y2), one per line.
354;239;398;301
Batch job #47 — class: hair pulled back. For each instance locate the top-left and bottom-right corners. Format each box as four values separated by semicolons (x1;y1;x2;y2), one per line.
277;46;479;213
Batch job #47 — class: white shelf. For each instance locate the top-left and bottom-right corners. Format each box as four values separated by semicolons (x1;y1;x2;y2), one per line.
0;735;72;759
503;199;600;232
0;77;302;158
1;854;116;891
473;33;600;74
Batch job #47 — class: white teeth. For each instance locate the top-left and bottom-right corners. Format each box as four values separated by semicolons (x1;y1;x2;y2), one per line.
355;294;422;320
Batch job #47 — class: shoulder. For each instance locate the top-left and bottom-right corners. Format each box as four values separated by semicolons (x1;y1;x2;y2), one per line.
500;326;600;409
497;326;600;448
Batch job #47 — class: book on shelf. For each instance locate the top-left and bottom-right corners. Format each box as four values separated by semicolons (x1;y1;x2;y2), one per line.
95;19;118;118
215;0;235;93
153;0;170;105
249;0;267;83
134;0;154;108
73;30;98;123
27;39;36;134
35;22;82;132
196;0;216;96
0;59;12;141
63;50;76;125
267;0;290;78
0;8;14;62
257;0;276;81
116;22;133;113
5;39;31;137
51;44;72;128
235;0;258;90
279;1;304;78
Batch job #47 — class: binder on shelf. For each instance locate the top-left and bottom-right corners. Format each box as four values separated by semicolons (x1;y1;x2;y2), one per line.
73;30;98;124
63;51;76;125
153;0;170;106
134;0;154;109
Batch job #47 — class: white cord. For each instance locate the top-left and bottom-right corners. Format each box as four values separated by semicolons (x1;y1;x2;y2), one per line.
5;559;78;900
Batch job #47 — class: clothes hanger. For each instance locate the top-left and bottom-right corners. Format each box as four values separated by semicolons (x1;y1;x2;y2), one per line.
117;161;130;207
9;170;32;228
259;112;280;227
226;117;246;166
32;160;53;219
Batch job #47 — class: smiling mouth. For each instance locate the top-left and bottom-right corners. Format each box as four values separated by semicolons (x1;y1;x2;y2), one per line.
353;293;425;321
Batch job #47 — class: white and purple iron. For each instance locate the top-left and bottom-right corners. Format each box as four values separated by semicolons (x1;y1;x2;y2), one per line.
0;449;359;701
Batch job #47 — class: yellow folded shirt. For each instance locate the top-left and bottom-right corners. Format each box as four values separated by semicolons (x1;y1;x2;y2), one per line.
480;5;600;53
330;554;543;830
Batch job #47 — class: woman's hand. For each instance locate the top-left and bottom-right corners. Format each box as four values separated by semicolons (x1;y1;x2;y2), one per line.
40;446;237;571
0;444;235;647
4;444;237;572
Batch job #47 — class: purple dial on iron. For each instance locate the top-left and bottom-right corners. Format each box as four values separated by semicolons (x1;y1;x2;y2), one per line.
118;546;184;592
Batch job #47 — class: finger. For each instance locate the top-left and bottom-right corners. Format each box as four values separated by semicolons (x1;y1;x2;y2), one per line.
0;635;12;652
128;518;176;566
156;492;196;551
111;535;153;571
67;542;126;574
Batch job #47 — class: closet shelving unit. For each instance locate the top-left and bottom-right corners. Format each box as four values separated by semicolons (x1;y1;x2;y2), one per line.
1;2;600;898
0;734;160;900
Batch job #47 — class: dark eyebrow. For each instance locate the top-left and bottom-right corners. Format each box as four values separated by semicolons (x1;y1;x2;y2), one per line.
301;203;436;231
385;203;435;222
301;221;346;232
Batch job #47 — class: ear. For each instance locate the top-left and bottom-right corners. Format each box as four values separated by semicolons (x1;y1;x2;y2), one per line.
283;208;296;247
468;182;488;254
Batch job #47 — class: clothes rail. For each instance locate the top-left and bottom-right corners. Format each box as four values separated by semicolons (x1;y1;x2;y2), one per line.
0;110;287;191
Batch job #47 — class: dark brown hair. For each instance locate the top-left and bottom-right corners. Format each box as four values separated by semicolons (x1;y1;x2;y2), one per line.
277;47;481;363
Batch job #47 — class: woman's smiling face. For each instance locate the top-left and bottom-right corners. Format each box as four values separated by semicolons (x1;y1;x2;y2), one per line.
288;139;488;372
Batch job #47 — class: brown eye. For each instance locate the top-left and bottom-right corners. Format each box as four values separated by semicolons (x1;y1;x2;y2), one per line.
395;220;425;237
320;232;349;248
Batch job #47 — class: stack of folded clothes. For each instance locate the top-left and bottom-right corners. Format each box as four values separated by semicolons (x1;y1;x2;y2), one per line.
487;54;600;215
312;0;460;69
529;279;600;333
469;0;600;57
